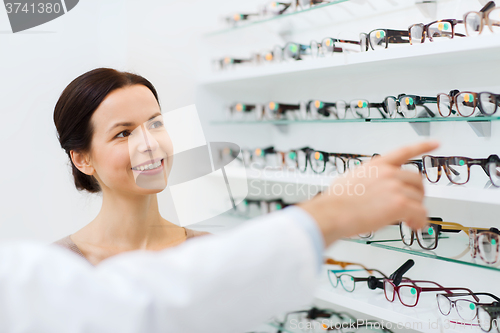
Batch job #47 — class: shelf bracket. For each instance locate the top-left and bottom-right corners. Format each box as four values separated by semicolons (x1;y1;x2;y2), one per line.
409;122;430;136
467;121;491;137
273;123;289;134
415;1;437;18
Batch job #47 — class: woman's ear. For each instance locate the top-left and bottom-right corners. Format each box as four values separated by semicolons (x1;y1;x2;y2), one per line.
70;150;95;176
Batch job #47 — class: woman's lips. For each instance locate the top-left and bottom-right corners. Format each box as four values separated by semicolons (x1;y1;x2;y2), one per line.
131;158;164;176
132;157;164;169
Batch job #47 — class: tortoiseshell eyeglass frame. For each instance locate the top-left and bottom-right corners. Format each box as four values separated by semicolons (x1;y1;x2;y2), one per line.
422;154;500;186
408;19;466;44
360;29;410;51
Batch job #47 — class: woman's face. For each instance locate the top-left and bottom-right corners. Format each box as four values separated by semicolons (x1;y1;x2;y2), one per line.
88;84;173;193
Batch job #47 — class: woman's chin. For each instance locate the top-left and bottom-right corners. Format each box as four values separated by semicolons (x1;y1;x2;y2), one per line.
134;176;168;191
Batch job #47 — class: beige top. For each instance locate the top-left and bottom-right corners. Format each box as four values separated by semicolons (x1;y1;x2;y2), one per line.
53;228;210;265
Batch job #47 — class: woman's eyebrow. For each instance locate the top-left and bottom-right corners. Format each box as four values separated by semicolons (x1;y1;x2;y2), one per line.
107;112;162;134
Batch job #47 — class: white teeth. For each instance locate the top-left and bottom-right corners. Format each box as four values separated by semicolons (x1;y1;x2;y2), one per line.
133;159;162;171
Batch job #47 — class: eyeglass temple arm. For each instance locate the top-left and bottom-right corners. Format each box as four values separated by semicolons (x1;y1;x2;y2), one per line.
362;268;389;279
416;105;436;118
386;29;410;44
277;103;301;110
332;38;361;45
274;2;292;15
421;287;480;301
324;258;373;273
433;221;490;235
445;292;500;303
418;96;437;103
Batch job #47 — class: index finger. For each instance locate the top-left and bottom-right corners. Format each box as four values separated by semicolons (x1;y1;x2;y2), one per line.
376;141;440;167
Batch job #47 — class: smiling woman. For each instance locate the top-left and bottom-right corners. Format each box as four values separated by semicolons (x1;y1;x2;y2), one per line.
52;68;208;265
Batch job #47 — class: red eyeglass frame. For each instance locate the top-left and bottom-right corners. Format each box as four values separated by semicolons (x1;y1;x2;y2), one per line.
384;279;479;307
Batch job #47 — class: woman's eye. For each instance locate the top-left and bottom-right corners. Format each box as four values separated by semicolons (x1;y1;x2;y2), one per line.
115;130;131;138
150;120;164;129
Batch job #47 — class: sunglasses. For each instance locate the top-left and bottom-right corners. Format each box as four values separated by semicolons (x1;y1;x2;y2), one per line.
422;154;500;186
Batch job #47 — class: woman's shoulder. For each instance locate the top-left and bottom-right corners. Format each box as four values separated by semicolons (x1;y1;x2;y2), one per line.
53;235;87;259
184;228;211;239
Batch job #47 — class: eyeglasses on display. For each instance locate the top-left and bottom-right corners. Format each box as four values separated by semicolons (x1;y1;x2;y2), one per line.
213;56;256;71
241;146;284;169
437;292;500;323
290;147;372;174
469;227;500;265
265;102;303;120
383;94;437;119
422;154;500;186
327;268;388;292
301;99;387;119
235;198;289;216
464;1;500;37
408;19;466;44
438;90;500;117
399;219;490;250
384;279;477;307
478;303;500;332
226;103;265;121
274;306;356;333
360;29;410;51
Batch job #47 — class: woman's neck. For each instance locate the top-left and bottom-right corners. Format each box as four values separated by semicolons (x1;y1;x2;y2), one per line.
76;191;183;251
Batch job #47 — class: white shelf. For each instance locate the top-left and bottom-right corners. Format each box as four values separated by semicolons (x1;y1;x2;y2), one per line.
218;166;500;205
199;34;500;87
314;281;482;333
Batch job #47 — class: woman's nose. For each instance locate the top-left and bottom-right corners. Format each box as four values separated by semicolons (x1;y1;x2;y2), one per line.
136;125;160;153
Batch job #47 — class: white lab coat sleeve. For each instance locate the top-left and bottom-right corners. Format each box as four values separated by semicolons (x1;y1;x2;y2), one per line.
0;206;322;333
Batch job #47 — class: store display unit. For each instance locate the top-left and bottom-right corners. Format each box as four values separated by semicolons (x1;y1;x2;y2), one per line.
197;1;500;332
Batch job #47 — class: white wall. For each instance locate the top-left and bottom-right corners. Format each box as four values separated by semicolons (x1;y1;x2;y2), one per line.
0;0;128;241
0;0;247;241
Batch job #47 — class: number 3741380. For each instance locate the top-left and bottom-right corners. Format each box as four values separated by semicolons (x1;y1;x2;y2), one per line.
5;2;62;14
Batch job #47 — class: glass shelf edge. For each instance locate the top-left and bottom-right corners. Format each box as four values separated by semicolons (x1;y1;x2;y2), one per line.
211;117;500;125
204;0;349;38
369;242;500;273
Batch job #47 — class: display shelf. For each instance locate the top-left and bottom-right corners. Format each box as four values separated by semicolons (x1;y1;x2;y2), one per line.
371;240;500;273
205;0;348;37
314;280;482;333
212;116;500;125
342;225;500;272
217;166;500;206
199;34;500;87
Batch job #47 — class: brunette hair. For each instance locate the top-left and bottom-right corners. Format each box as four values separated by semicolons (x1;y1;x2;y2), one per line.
53;68;160;193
